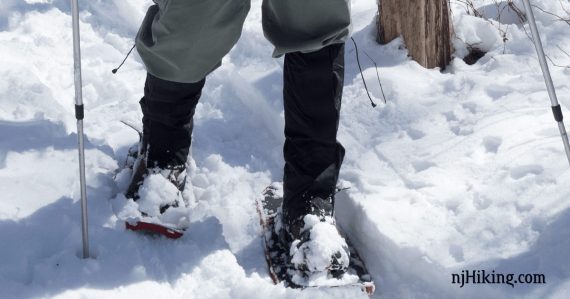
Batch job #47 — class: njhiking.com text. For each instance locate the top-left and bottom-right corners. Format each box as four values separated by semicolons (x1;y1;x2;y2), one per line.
452;270;546;288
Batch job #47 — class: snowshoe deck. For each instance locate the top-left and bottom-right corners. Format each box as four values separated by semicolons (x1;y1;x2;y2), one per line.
125;220;184;239
256;183;375;296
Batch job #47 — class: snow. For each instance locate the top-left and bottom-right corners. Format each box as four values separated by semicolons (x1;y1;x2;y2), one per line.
289;215;350;274
1;0;569;298
136;173;179;216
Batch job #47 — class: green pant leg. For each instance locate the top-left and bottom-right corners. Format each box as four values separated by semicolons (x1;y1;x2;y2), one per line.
136;0;251;83
262;0;351;57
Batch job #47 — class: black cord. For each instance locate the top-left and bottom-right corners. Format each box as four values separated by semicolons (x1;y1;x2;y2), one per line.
351;37;377;108
362;51;387;104
112;44;136;74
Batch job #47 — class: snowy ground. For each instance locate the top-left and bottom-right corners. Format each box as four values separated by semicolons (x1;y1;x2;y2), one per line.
1;0;570;298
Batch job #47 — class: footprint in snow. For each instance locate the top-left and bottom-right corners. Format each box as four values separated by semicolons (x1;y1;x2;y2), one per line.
482;136;502;153
442;111;457;122
485;84;512;100
510;165;544;180
403;179;431;190
449;244;465;262
462;102;478;114
473;193;492;210
406;128;426;140
411;160;436;173
450;125;474;136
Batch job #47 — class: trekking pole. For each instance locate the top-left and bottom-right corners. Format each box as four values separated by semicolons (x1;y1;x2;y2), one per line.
522;0;570;166
71;0;90;258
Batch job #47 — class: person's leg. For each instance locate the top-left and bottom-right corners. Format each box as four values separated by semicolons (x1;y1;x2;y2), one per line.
135;0;251;165
127;0;250;199
281;44;346;232
136;0;251;83
262;0;351;230
262;0;351;273
125;74;204;199
140;73;205;169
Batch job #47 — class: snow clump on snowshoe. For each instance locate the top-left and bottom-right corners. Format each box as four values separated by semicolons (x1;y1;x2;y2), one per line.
136;167;186;217
288;214;350;275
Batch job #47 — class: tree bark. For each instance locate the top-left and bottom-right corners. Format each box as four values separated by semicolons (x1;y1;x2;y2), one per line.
377;0;454;70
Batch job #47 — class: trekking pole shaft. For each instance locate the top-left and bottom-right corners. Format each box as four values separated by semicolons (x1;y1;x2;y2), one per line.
522;0;570;165
557;121;570;164
71;0;90;258
522;0;557;106
71;1;83;107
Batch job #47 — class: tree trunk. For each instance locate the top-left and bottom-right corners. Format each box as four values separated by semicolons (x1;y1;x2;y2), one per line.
377;0;454;70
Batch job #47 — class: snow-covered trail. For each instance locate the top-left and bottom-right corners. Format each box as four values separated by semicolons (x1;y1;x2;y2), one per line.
1;0;570;298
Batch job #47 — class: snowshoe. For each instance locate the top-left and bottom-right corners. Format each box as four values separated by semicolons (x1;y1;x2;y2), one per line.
115;121;190;239
256;183;375;295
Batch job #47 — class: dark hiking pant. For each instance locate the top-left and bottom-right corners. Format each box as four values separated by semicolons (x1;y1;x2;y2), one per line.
137;0;349;216
140;74;205;169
